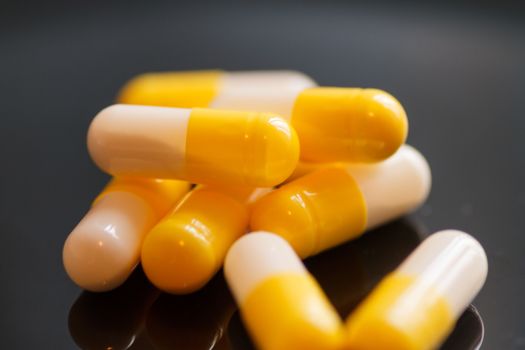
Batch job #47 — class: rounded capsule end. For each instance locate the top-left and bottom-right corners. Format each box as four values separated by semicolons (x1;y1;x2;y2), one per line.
423;230;488;292
358;88;408;161
141;219;217;294
247;114;300;187
63;228;127;292
224;231;306;304
349;144;431;230
63;223;134;292
63;192;156;292
293;87;408;163
250;191;316;259
402;144;432;208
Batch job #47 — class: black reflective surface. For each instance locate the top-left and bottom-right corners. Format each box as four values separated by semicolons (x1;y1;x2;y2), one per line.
1;1;524;348
67;220;484;350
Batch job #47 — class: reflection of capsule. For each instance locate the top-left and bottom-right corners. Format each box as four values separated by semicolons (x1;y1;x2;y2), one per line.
345;230;488;350
306;219;424;318
118;70;407;163
227;310;257;350
88;105;299;187
142;186;270;294
63;177;189;291
68;268;160;350
225;232;346;350
441;305;484;350
145;274;236;350
251;145;431;258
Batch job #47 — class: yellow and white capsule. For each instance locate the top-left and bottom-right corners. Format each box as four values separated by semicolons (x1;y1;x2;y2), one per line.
118;70;407;163
250;145;431;258
141;186;270;294
225;232;347;350
118;70;316;118
345;230;488;350
88;104;299;187
63;177;190;292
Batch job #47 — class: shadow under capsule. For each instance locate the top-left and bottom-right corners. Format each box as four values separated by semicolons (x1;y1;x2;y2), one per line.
306;218;425;317
144;272;236;350
68;266;160;350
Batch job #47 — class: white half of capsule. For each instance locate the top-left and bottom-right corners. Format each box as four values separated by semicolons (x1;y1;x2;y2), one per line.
397;230;488;317
224;231;307;305
63;191;157;291
88;105;190;177
210;70;316;119
346;144;432;229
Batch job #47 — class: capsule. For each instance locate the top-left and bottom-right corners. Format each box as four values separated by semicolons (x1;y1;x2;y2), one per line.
345;230;488;350
88;104;299;187
118;70;316;118
250;145;431;258
224;232;346;350
141;185;270;294
63;177;190;291
118;70;407;163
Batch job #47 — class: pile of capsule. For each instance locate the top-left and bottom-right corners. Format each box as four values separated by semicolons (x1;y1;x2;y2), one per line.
63;70;488;350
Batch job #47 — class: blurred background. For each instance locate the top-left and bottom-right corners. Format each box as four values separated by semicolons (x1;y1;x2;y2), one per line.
1;0;524;348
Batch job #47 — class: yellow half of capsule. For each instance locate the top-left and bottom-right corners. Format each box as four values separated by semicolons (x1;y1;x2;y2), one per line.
141;188;249;294
184;108;300;187
345;273;454;350
284;161;346;184
242;273;346;350
292;87;408;163
94;177;191;219
117;70;222;107
250;168;367;258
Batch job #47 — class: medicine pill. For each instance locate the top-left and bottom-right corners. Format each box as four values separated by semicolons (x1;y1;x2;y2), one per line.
88;105;299;187
63;177;189;291
118;70;408;162
225;232;346;350
141;186;270;294
250;145;431;258
345;230;488;350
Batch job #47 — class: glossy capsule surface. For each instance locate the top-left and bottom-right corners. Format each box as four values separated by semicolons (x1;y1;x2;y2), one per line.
250;145;431;258
141;186;270;294
292;87;408;162
345;230;488;350
63;177;190;291
225;232;346;350
88;104;299;187
118;70;316;118
118;70;407;163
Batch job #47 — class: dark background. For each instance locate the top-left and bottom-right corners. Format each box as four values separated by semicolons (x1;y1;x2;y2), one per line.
1;1;524;348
